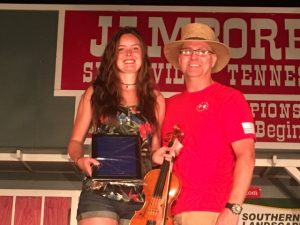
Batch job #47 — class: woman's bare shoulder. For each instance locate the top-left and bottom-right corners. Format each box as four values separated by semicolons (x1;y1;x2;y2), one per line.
82;85;94;100
154;90;165;104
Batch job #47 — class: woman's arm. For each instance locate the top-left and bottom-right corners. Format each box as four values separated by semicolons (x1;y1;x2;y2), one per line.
67;86;99;176
150;91;165;163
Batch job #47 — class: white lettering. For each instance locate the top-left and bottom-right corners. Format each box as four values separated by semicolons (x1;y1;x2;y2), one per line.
251;18;281;60
151;62;164;83
90;16;112;57
82;62;100;83
83;62;94;83
119;16;137;27
148;17;190;57
226;64;300;88
254;120;300;142
228;64;238;85
270;65;283;86
254;64;266;86
241;65;252;86
293;104;300;118
249;102;300;119
285;19;300;59
285;65;296;86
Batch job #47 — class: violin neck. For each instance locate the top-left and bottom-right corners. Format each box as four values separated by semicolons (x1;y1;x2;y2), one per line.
152;159;172;198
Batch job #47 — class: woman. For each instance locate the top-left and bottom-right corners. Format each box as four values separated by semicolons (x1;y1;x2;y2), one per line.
68;27;165;225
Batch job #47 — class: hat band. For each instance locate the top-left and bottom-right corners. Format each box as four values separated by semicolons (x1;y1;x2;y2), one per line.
184;37;207;40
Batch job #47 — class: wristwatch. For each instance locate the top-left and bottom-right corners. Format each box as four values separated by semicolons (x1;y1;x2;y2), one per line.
225;203;243;215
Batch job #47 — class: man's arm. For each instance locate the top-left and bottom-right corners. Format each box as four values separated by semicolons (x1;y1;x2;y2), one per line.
216;138;255;225
228;138;255;205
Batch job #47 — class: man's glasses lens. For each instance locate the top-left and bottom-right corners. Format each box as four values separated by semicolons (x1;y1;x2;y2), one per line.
180;49;214;56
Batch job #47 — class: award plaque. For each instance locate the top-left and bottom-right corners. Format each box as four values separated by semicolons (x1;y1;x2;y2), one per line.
91;134;142;180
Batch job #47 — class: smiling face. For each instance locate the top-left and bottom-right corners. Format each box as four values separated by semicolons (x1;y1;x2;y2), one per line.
116;33;142;77
178;41;217;81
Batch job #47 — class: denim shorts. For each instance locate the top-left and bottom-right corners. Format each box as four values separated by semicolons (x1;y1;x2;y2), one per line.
77;190;143;222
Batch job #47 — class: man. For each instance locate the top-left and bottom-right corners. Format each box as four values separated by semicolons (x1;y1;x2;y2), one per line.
152;23;256;225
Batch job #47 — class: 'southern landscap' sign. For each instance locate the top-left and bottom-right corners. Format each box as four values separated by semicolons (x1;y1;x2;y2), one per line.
241;204;299;225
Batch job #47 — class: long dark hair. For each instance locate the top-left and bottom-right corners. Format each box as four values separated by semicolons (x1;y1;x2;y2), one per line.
91;26;158;130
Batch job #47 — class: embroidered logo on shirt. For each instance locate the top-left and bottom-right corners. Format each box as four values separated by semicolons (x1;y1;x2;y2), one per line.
196;102;209;112
242;122;255;134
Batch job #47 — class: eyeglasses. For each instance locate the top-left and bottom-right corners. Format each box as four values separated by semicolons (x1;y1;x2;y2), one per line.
179;48;215;56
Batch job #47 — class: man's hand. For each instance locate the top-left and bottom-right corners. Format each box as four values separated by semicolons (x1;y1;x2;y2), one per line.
215;208;240;225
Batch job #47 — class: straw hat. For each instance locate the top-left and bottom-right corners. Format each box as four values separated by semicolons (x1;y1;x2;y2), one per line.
163;23;230;73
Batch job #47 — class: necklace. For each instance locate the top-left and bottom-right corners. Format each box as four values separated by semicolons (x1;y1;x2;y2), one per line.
120;82;137;88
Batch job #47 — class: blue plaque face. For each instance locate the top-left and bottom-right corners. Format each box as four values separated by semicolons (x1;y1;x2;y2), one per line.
91;134;142;180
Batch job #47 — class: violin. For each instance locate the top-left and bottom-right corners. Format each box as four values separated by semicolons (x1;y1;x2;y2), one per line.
130;125;183;225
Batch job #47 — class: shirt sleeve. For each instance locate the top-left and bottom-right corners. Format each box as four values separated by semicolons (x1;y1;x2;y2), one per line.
220;90;256;144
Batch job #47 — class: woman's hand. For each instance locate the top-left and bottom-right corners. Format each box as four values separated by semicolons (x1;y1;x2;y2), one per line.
76;157;100;177
151;138;183;165
151;146;170;165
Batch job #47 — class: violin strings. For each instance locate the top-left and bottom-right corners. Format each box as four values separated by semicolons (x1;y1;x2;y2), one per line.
146;155;173;224
155;160;169;197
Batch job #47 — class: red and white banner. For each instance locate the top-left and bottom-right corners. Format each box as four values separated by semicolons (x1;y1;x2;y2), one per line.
54;6;300;149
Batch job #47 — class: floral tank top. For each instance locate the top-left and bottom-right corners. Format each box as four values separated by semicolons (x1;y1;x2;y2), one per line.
83;105;153;203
